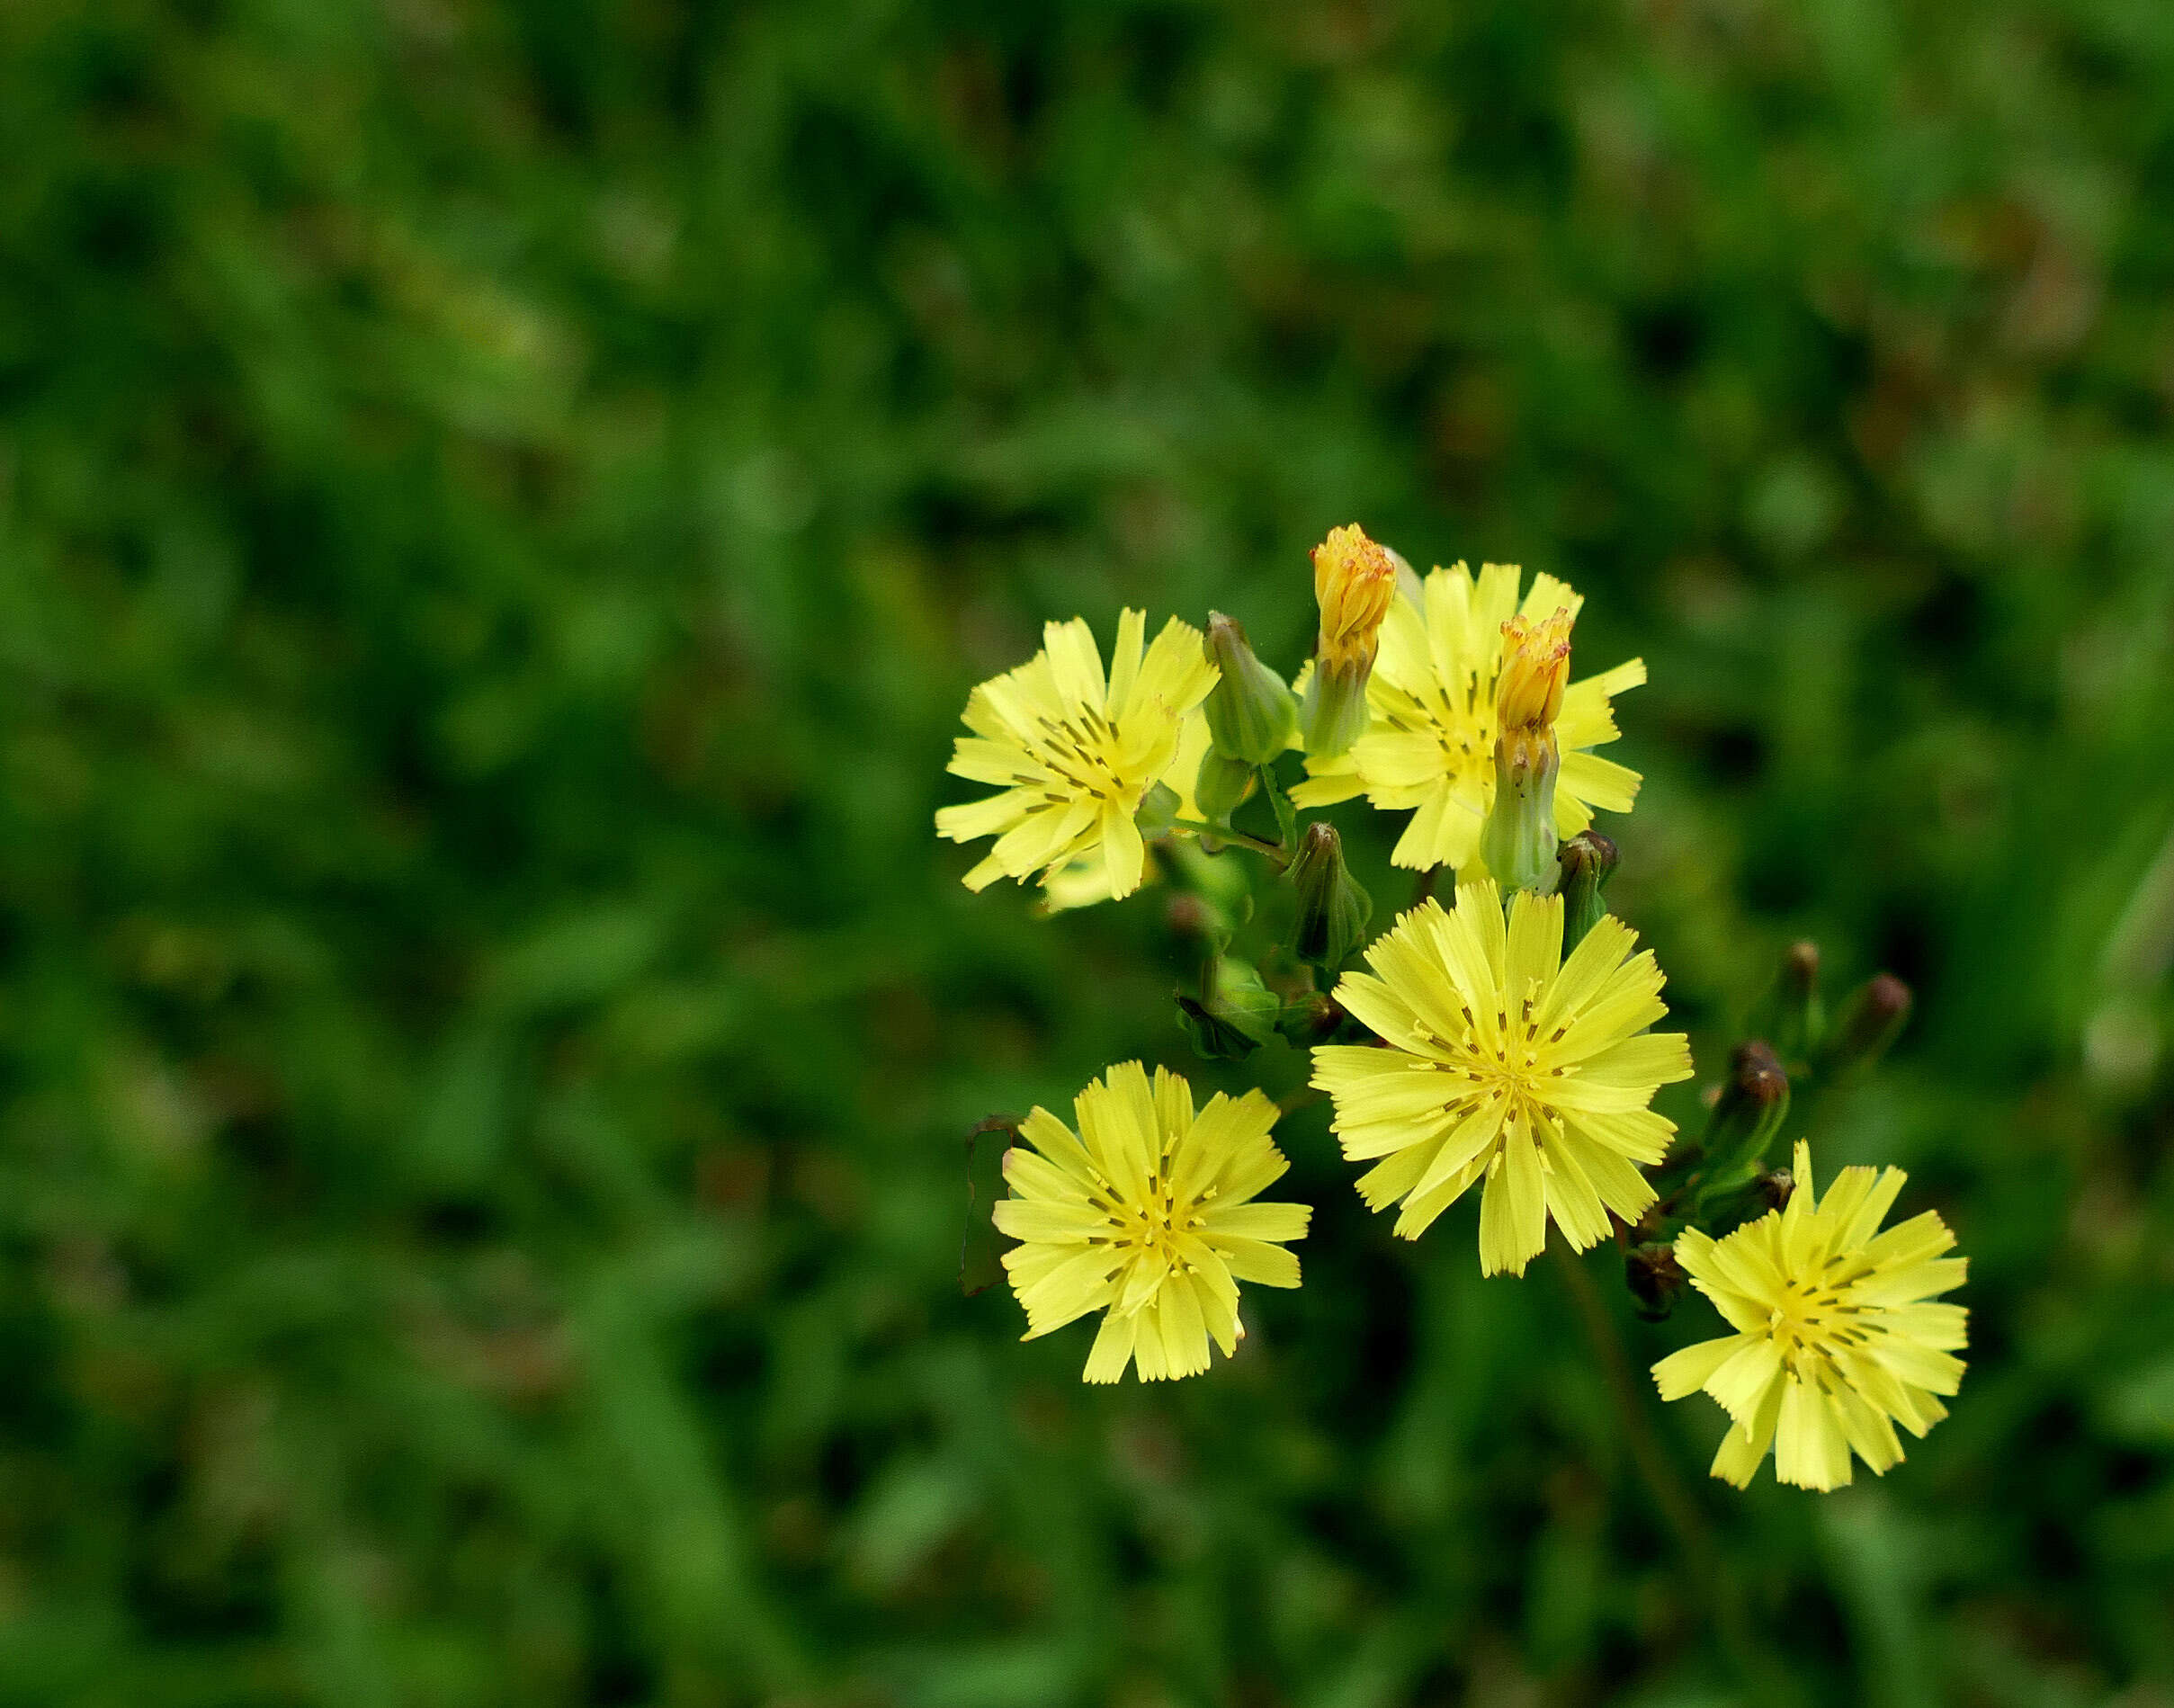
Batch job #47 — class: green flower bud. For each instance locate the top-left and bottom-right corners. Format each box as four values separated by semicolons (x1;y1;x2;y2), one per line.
1696;1158;1800;1238
1697;1040;1791;1183
1288;821;1373;969
1625;1241;1687;1321
1477;729;1560;895
1175;959;1280;1060
1274;989;1344;1048
1193;750;1255;826
1753;1167;1795;1213
1557;830;1618;948
1203;613;1297;765
1164;891;1233;960
1135;781;1180;840
1751;940;1825;1070
1817;973;1912;1078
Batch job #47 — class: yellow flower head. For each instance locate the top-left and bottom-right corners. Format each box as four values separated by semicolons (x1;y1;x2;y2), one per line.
994;1061;1311;1382
1497;609;1574;734
1311;523;1400;674
936;612;1218;902
1311;878;1692;1275
1653;1139;1968;1491
1291;564;1644;871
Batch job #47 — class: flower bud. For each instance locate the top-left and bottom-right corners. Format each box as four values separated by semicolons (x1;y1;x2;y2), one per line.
1477;612;1575;895
1557;829;1618;948
1753;1167;1795;1213
1202;613;1297;765
1135;781;1180;840
1477;735;1559;895
1495;610;1573;732
1288;821;1373;970
1193;749;1256;826
1625;1241;1687;1321
1699;1040;1791;1179
1175;959;1280;1060
1300;524;1398;758
1274;989;1345;1048
1818;973;1912;1078
1164;891;1233;960
1750;939;1825;1069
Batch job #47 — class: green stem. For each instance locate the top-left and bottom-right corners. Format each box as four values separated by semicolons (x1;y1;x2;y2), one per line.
1550;1241;1769;1689
1168;819;1290;868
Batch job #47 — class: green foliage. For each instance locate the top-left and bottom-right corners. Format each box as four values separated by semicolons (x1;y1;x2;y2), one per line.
0;0;2170;1704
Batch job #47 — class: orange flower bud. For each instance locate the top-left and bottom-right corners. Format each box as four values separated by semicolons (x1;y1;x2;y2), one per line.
1310;524;1399;675
1495;609;1574;733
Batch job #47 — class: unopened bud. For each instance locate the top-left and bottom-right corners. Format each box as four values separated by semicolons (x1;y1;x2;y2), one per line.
1288;821;1373;969
1785;940;1820;997
1164;892;1232;959
1478;728;1560;895
1495;610;1574;733
1301;524;1398;758
1701;1040;1791;1176
1753;940;1825;1068
1135;781;1180;839
1558;830;1618;948
1477;612;1576;895
1818;974;1912;1078
1625;1241;1687;1321
1275;990;1346;1047
1193;749;1255;826
1175;960;1280;1060
1203;613;1297;765
1753;1167;1795;1213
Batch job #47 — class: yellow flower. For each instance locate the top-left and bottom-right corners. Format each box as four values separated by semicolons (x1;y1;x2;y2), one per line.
1311;523;1400;675
936;612;1218;902
995;1061;1311;1382
1652;1139;1968;1491
1311;878;1692;1275
1291;564;1644;871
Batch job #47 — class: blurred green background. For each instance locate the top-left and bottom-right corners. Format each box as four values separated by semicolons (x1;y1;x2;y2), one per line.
3;1;2172;1704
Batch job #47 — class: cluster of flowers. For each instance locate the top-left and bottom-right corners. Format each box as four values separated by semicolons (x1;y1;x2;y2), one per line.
936;526;1966;1492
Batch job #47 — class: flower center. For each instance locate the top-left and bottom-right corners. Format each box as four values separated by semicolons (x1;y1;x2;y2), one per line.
1033;709;1132;806
1383;666;1500;793
1764;1265;1873;1375
1463;983;1560;1111
1083;1167;1203;1261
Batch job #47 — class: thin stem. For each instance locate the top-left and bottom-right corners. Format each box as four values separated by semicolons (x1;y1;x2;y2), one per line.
1168;819;1289;868
1275;1084;1324;1117
1550;1241;1767;1686
1412;863;1440;906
